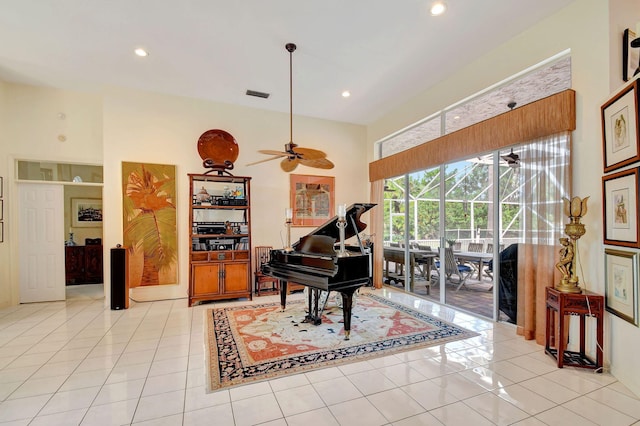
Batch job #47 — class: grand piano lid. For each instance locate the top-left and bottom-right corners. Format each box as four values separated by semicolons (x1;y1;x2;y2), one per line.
295;203;376;245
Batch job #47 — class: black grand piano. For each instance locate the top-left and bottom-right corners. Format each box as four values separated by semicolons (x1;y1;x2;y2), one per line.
262;203;376;340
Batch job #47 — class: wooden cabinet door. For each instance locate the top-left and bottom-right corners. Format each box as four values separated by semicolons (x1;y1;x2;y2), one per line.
84;245;104;283
193;263;221;296
65;246;85;284
222;262;249;294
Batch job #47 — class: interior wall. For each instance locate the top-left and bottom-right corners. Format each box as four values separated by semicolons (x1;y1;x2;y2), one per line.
100;87;368;303
0;80;8;307
367;0;640;396
0;83;367;307
0;83;103;306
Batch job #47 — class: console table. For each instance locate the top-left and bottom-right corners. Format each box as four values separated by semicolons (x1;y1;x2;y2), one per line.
545;287;603;371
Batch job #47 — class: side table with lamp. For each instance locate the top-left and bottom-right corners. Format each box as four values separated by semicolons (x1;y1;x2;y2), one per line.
544;196;604;371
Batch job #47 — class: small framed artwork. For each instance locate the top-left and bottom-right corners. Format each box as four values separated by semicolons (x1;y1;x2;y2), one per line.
0;222;3;243
71;198;103;227
603;168;639;247
605;248;638;325
0;176;3;197
602;79;640;172
623;29;640;82
290;174;335;227
0;199;3;221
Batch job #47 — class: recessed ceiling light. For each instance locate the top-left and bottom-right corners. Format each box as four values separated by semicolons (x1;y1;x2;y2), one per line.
430;1;446;16
134;48;148;57
342;90;351;98
454;115;460;120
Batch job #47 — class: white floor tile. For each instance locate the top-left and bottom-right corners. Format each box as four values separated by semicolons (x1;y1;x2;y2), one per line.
284;407;339;426
0;394;52;422
81;398;138;425
328;396;388;426
366;387;426;422
133;389;186;423
534;405;598;426
312;376;363;405
183;404;234;426
492;383;555;415
39;385;100;415
273;384;325;416
231;393;283;426
563;395;635;425
0;285;638;426
430;400;495;426
29;407;88;426
464;391;530;425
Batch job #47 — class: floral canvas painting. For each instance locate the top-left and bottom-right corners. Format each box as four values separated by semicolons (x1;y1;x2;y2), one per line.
122;162;177;287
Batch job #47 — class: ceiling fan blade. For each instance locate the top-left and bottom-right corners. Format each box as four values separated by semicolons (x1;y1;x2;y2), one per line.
293;147;328;160
280;157;299;172
258;149;288;156
299;157;335;169
246;156;284;166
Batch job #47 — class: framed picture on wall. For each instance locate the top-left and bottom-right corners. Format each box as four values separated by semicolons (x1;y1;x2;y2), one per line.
623;29;640;82
605;248;638;325
603;168;639;247
602;79;640;172
71;198;103;228
289;174;335;227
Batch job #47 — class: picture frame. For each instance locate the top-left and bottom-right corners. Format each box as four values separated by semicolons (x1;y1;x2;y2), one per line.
0;176;3;198
0;199;3;221
602;79;640;172
603;168;639;247
290;174;335;227
71;198;103;227
605;248;638;325
623;29;640;82
0;222;3;243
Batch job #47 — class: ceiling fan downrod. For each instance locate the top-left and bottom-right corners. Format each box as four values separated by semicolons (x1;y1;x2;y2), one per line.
286;43;296;149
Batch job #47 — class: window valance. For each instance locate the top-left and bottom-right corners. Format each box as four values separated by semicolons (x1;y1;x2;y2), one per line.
369;89;575;182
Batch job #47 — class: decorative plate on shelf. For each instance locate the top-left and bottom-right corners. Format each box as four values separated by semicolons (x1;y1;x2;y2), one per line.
197;129;239;172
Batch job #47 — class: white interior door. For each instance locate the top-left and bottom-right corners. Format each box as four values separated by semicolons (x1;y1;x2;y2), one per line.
19;183;65;303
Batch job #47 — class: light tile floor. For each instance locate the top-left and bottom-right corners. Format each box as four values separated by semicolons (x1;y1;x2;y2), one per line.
0;284;639;425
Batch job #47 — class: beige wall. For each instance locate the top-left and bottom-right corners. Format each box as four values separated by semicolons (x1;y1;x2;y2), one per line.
101;87;367;301
367;0;640;395
2;0;640;396
0;83;367;305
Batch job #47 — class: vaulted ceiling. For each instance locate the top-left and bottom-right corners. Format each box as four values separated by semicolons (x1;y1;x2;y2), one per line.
0;1;574;125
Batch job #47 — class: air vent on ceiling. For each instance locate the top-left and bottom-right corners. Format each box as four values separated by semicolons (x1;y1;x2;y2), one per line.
246;89;270;99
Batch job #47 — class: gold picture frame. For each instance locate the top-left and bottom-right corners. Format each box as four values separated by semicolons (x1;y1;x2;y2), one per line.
290;174;335;227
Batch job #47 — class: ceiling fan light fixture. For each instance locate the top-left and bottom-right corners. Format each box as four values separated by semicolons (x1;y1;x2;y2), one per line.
245;43;334;172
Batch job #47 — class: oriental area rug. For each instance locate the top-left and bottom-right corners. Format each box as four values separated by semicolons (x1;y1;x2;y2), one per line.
205;291;478;391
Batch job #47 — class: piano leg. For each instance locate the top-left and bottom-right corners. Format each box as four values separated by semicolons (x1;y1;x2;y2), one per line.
340;289;357;340
280;280;288;311
303;288;322;325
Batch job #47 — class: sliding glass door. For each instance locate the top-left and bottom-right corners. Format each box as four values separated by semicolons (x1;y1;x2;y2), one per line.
442;157;494;317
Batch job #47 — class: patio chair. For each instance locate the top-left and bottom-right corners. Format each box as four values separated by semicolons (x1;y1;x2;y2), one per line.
467;242;483;252
433;247;473;292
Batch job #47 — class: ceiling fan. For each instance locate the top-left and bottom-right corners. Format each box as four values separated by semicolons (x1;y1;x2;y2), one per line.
247;43;334;172
501;148;520;168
